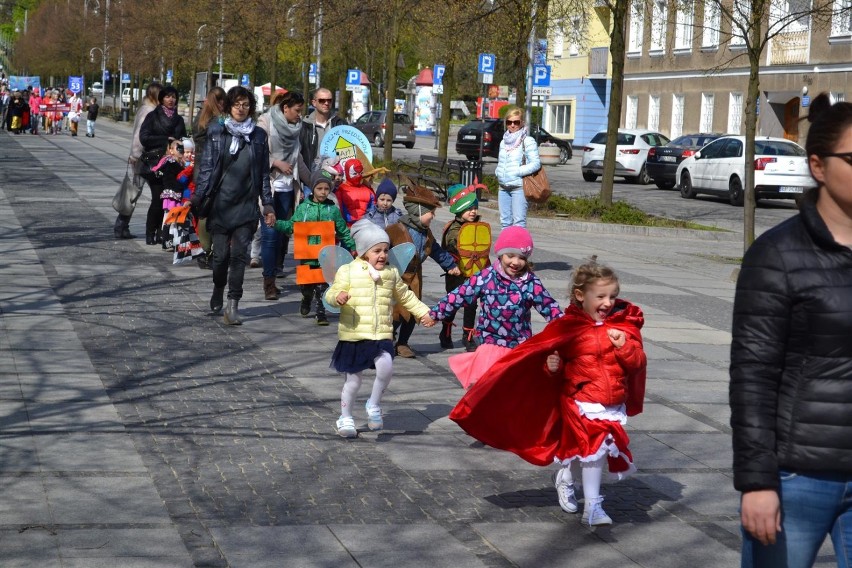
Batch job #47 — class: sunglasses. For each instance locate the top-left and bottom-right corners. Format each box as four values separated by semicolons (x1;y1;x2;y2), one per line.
315;98;333;104
823;152;852;165
506;119;522;126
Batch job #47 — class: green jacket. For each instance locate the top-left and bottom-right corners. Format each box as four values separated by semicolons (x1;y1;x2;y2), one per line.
273;198;355;266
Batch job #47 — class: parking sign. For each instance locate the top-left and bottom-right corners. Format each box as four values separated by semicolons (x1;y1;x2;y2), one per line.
346;69;360;91
477;53;495;74
433;65;445;85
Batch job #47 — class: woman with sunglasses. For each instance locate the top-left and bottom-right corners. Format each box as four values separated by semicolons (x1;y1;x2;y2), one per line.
494;107;540;228
730;92;852;567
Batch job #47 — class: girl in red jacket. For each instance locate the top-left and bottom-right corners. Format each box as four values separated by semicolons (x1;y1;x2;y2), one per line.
449;257;646;527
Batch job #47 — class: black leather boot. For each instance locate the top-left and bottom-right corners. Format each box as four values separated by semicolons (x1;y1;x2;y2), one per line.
439;322;454;349
223;299;242;325
462;327;478;352
209;286;224;314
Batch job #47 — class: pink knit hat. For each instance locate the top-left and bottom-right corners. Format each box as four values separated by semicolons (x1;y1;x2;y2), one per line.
494;226;534;258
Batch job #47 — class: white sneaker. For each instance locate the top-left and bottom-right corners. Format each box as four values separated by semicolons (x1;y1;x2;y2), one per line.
582;499;613;526
365;403;383;431
552;468;578;513
336;416;357;438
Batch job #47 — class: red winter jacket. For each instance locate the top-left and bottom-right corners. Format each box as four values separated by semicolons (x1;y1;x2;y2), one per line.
335;182;375;226
557;302;646;408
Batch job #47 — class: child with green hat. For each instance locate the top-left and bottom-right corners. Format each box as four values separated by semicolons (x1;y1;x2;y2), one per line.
439;182;492;351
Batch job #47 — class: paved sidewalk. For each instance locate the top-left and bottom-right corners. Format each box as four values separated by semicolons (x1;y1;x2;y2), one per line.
0;122;838;567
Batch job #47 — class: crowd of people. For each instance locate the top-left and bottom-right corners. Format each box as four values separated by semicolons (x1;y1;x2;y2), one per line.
0;85;95;136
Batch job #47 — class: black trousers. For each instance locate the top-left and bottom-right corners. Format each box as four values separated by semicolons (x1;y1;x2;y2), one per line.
211;222;257;300
144;174;165;239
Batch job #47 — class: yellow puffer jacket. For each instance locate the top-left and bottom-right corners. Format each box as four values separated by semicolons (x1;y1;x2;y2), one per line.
325;259;429;341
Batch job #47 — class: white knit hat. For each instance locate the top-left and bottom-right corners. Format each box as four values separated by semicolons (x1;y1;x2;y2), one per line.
351;219;390;256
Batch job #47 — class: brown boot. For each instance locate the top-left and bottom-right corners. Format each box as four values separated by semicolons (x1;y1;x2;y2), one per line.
263;277;279;301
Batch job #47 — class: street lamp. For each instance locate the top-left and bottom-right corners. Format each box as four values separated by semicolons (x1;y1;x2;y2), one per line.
89;46;109;96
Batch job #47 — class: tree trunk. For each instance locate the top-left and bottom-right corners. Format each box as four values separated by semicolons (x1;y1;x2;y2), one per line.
601;0;628;207
743;56;762;250
383;4;400;164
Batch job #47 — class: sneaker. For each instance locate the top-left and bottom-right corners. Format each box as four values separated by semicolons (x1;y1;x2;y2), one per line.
552;469;578;514
365;403;383;431
316;313;329;326
582;500;613;526
249;258;261;268
336;416;357;438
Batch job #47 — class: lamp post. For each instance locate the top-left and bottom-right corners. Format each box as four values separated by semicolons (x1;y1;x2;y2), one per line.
89;46;109;99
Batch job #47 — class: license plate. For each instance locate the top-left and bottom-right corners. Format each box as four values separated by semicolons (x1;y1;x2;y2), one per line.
395;135;406;139
464;135;477;140
660;156;676;162
779;186;803;193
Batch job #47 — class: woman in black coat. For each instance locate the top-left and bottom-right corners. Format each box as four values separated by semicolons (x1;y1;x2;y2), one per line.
730;92;852;567
192;86;274;325
139;85;186;245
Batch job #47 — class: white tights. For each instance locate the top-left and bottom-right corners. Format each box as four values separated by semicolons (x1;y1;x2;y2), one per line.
340;351;393;418
559;457;605;502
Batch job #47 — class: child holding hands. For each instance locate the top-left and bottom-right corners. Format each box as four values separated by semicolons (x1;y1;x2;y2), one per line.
449;257;646;527
325;219;435;438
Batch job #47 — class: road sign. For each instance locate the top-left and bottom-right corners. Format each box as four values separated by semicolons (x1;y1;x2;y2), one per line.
241;73;250;87
345;69;360;91
103;70;110;81
532;65;551;87
308;63;317;84
478;53;495;74
121;73;130;83
68;76;83;94
166;69;173;83
802;95;810;107
433;85;444;94
531;87;552;96
433;64;445;85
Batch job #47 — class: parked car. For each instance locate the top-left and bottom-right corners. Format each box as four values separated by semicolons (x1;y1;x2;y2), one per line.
675;136;815;206
455;120;572;163
581;129;669;184
89;82;104;96
645;133;722;190
351;111;415;148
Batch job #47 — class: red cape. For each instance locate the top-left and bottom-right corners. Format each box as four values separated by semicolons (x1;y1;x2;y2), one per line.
449;300;646;466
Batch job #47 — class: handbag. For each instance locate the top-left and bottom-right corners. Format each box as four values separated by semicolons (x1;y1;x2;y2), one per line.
138;149;163;176
111;167;144;216
521;138;552;204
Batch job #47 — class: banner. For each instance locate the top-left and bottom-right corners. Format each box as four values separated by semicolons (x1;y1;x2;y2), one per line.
9;76;42;92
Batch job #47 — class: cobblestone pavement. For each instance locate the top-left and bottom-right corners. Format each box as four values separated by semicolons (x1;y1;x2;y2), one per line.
0;122;839;567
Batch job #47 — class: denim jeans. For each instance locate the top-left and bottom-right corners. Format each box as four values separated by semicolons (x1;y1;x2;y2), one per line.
498;187;528;228
741;470;851;568
261;191;293;278
211;222;256;300
86;119;95;136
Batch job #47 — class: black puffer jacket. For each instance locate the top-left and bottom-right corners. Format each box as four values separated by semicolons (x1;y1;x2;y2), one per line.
730;189;852;493
139;106;186;154
193;121;273;232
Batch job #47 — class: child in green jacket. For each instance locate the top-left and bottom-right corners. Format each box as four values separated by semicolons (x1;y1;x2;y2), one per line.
273;171;356;325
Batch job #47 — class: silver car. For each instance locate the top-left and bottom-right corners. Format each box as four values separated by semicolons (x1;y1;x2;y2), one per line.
352;111;415;149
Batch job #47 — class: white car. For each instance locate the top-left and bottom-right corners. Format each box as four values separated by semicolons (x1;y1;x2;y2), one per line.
676;136;815;206
89;82;104;96
580;128;670;184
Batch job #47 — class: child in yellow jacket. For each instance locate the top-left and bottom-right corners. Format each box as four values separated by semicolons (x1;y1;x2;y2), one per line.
325;219;435;438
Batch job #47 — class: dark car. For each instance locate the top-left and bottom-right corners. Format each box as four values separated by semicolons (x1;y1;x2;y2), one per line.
456;120;572;162
351;111;415;148
645;133;722;190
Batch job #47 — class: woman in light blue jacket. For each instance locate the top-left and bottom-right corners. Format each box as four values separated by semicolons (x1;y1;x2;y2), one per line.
494;107;540;228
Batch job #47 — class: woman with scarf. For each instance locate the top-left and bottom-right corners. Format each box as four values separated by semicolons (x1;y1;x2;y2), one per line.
494;107;541;229
257;91;304;301
139;85;187;245
192;86;275;325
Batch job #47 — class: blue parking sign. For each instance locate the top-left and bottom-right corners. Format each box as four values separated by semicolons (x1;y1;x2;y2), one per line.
532;65;551;87
478;53;496;74
346;69;360;87
433;64;445;85
241;74;250;86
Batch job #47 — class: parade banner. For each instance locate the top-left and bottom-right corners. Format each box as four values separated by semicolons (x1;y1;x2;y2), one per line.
9;76;41;92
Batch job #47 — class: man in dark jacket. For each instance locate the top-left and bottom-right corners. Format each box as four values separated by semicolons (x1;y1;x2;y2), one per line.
193;86;274;325
298;87;346;192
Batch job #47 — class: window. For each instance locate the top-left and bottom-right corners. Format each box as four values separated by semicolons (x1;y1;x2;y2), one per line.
720;139;743;158
626;96;638;129
548;102;572;135
731;0;751;47
728;93;743;134
675;1;694;50
671;94;685;139
628;0;645;53
699;138;728;159
700;93;715;132
831;0;852;36
831;91;846;103
651;0;668;52
552;20;564;58
703;2;721;47
568;17;582;56
648;95;660;131
771;0;810;32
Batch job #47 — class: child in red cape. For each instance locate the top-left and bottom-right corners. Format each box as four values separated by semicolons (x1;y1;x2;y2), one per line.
449;256;646;527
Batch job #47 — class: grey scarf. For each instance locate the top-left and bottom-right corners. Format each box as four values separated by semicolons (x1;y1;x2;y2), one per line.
268;105;302;165
224;117;255;154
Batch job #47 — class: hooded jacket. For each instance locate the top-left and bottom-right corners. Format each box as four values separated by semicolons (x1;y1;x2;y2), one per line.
495;136;540;190
730;189;852;492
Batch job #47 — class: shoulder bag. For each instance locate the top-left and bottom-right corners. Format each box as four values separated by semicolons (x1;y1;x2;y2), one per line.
111;166;145;216
521;137;552;204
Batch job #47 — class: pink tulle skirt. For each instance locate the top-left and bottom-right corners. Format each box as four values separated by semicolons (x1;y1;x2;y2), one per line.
448;343;512;389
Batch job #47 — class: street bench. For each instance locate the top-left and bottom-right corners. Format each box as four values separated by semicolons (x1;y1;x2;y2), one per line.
395;154;462;201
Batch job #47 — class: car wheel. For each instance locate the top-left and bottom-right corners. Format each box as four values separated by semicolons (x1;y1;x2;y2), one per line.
559;146;571;164
632;165;650;185
680;171;696;198
373;133;384;148
729;176;744;206
404;142;414;149
655;180;676;190
582;171;598;182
